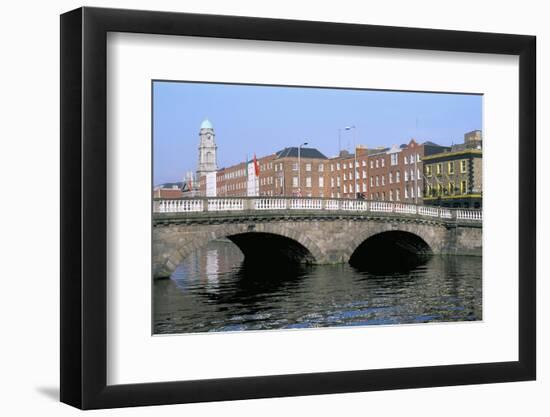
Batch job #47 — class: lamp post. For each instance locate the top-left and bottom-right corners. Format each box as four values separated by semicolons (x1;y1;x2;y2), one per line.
298;141;308;197
344;126;357;198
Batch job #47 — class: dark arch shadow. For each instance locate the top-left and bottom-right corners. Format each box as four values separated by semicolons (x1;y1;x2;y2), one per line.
349;231;433;273
227;232;315;266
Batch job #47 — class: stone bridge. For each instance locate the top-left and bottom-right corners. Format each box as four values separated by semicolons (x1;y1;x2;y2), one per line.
152;197;482;279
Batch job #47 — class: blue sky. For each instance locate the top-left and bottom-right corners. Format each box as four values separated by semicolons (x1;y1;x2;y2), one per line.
153;81;482;185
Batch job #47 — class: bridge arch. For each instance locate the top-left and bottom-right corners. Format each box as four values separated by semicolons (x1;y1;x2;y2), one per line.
152;223;324;278
349;230;433;271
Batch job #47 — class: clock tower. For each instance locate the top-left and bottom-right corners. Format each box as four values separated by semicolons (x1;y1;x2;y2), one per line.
196;119;218;178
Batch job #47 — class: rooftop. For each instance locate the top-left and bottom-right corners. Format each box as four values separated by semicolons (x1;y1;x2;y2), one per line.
275;147;328;159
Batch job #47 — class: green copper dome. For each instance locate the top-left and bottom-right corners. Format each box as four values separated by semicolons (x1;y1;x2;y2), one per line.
200;119;213;130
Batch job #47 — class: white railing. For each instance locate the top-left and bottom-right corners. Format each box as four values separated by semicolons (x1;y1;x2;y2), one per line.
418;206;440;217
340;200;369;211
157;199;203;213
440;208;453;219
370;201;393;213
207;198;244;211
457;210;483;221
254;198;286;210
290;199;323;210
154;197;482;222
394;203;417;215
325;199;340;210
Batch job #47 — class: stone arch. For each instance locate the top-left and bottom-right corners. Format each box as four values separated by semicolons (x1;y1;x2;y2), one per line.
345;222;445;263
349;228;433;270
152;222;323;279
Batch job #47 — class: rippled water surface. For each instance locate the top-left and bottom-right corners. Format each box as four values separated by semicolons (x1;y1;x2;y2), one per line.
153;240;482;334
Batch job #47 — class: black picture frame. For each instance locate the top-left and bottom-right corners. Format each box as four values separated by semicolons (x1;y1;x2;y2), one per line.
60;6;536;410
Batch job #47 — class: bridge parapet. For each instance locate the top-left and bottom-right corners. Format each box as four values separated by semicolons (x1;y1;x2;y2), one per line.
153;197;482;223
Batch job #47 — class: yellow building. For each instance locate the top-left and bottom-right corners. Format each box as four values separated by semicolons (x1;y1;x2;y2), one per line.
422;131;482;209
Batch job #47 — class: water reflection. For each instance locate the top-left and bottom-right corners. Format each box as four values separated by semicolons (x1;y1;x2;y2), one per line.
154;240;482;334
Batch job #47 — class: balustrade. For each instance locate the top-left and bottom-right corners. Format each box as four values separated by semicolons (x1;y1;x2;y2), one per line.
254;198;287;210
153;197;482;222
456;210;482;221
207;198;244;211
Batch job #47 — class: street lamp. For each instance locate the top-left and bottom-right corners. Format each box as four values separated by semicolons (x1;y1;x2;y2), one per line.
298;141;308;197
344;126;357;197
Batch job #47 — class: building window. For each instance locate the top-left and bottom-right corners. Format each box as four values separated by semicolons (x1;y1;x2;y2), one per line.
390;190;393;201
448;182;453;195
404;170;409;182
331;177;334;187
417;186;421;198
417;168;421;180
362;160;366;167
417;154;421;162
375;160;379;168
362;170;366;179
355;161;359;168
337;177;341;186
344;184;347;193
381;175;385;186
404;187;408;198
343;173;347;181
381;158;385;167
370;177;373;187
319;177;324;187
292;176;298;187
362;183;366;192
390;153;398;166
426;165;432;177
318;163;324;172
370;160;374;169
306;177;312;187
396;171;400;182
375;176;379;186
448;161;454;174
306;163;311;172
460;180;467;194
396;189;400;201
460;160;467;173
382;192;386;201
337;163;340;171
410;169;414;180
292;163;298;171
404;155;408;165
436;163;442;175
389;172;393;183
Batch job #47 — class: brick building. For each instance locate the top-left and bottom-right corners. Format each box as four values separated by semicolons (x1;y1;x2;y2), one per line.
190;118;477;205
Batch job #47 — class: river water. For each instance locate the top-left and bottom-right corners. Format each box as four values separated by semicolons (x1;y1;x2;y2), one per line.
153;240;482;334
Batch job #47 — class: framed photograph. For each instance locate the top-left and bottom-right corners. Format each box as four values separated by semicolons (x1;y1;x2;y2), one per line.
60;6;536;409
